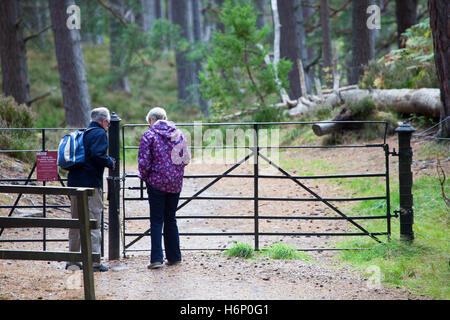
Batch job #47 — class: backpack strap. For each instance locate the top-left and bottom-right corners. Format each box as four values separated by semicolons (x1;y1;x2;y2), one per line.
82;126;105;160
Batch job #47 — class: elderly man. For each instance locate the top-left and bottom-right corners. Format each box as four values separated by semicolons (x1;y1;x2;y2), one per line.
66;107;115;272
138;107;190;269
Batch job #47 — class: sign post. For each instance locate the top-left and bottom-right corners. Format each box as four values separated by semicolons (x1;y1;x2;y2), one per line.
36;151;58;182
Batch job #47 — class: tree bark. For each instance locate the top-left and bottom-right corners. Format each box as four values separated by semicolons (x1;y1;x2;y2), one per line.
350;0;375;85
191;0;209;115
320;0;333;87
171;0;195;105
395;0;418;48
312;108;353;136
428;0;450;138
0;0;31;105
277;0;307;98
288;88;442;119
255;0;266;30
109;0;130;92
141;0;156;31
49;0;91;127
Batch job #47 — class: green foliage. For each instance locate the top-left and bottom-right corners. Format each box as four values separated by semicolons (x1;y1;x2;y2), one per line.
361;19;439;90
199;0;291;118
262;243;310;260
224;242;255;259
104;19;181;92
224;241;312;261
0;95;36;161
336;175;450;299
347;98;376;120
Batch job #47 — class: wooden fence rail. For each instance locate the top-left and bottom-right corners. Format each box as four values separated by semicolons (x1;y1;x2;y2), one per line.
0;185;99;300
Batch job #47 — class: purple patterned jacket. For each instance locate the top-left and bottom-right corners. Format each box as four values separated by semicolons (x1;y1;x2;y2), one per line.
138;120;190;193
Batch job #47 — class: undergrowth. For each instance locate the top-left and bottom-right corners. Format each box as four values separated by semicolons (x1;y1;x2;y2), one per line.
224;242;312;261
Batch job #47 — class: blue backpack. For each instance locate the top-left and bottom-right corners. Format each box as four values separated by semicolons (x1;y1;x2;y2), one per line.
57;127;97;170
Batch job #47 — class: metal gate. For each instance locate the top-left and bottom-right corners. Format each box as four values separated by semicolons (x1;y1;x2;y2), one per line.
120;121;394;255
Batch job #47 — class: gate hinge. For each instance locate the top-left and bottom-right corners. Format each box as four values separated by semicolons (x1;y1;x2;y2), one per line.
388;148;398;157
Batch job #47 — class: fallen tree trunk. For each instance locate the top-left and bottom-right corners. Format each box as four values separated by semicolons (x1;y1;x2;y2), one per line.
289;88;442;118
312;108;352;136
220;87;442;122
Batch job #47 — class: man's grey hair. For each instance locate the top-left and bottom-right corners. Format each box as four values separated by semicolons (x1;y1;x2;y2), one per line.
146;107;167;124
91;107;111;122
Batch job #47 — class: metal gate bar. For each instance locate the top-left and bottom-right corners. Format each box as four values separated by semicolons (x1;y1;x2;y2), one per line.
121;121;391;254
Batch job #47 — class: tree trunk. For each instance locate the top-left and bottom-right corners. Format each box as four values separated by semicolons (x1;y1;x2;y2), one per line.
312;108;353;136
255;0;266;30
171;0;194;105
277;0;307;98
396;0;418;48
428;0;450;138
350;0;375;85
49;0;91;127
320;0;333;87
288;88;442;118
0;0;31;105
141;0;156;31
191;0;209;115
109;0;130;92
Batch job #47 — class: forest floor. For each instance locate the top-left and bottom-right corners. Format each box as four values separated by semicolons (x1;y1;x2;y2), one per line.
0;134;442;300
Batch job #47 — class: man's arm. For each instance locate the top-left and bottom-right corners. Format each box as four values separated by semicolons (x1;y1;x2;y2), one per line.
90;132;114;169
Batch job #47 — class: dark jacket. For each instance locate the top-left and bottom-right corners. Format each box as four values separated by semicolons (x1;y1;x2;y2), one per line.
68;121;114;189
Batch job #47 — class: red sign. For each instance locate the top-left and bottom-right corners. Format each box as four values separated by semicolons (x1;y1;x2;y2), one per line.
36;151;58;181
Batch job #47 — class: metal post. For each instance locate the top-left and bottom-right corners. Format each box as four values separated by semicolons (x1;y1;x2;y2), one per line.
395;122;415;242
108;112;121;260
253;124;259;251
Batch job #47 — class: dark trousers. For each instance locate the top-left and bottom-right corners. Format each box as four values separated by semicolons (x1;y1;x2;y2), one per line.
146;184;181;263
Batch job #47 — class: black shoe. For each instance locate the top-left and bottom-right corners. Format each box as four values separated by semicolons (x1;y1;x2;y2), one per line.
65;262;82;271
93;264;109;272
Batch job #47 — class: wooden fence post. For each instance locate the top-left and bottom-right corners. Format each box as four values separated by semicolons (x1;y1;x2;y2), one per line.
77;188;96;300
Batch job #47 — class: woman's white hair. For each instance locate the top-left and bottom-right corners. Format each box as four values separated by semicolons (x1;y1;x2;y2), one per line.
91;107;110;122
146;107;167;124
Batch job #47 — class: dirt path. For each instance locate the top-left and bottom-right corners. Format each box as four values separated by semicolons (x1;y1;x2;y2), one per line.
0;136;434;300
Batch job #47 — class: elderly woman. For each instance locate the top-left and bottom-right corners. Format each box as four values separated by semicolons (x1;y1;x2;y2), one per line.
138;107;190;269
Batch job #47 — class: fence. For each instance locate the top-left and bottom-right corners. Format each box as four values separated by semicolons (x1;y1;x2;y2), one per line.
0;119;417;259
0;185;99;300
0;127;106;255
120;121;396;255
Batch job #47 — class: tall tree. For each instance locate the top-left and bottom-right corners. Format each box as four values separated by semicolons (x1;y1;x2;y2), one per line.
171;0;195;105
277;0;307;98
141;0;156;31
191;0;209;114
255;0;266;29
0;0;31;105
350;0;375;85
320;0;333;87
428;0;450;138
49;0;91;127
109;0;131;92
396;0;419;48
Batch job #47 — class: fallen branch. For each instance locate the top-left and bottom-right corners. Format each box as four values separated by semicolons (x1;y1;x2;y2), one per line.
436;159;450;209
23;25;51;43
27;87;57;106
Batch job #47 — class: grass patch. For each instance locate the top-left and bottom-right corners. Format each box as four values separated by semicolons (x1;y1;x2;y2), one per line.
224;242;312;261
261;243;311;260
335;175;449;299
224;242;255;259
